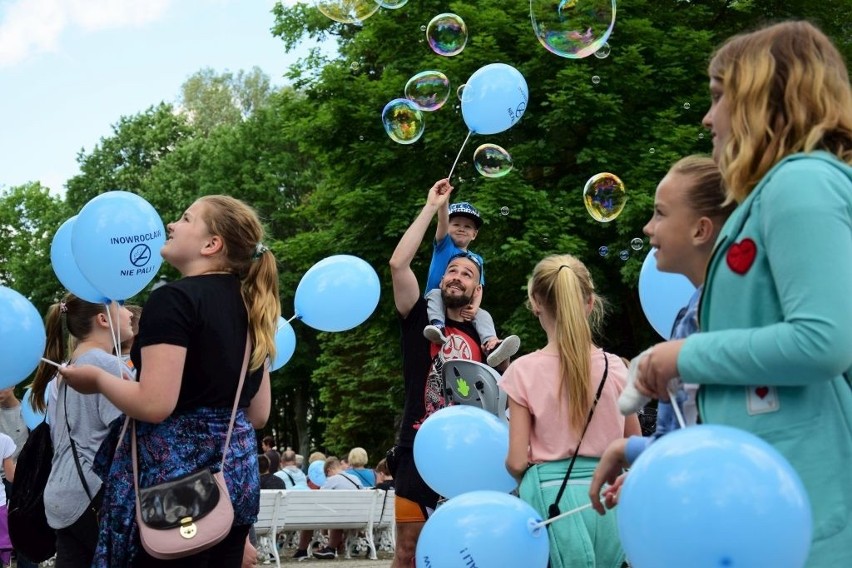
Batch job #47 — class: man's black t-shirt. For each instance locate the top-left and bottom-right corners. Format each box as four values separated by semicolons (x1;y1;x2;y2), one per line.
130;273;263;411
398;296;483;447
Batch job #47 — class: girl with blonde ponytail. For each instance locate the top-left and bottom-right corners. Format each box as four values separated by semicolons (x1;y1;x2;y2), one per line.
500;254;640;568
60;195;280;567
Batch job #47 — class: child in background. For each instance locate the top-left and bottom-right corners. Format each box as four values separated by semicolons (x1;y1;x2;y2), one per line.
588;155;735;512
422;181;520;368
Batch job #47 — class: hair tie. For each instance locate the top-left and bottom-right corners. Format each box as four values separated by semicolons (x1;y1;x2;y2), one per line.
252;243;269;260
59;301;68;313
557;264;571;273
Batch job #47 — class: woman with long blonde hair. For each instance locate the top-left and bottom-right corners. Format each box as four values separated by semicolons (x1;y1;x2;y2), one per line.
638;21;852;567
60;195;280;567
500;254;640;568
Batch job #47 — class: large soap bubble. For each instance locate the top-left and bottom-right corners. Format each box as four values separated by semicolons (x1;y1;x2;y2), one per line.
313;0;382;24
473;144;514;178
382;98;425;144
404;71;451;111
530;0;616;59
426;13;468;56
583;172;626;222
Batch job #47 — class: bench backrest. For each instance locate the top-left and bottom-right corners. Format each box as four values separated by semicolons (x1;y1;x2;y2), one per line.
256;489;285;535
372;489;395;530
278;490;378;531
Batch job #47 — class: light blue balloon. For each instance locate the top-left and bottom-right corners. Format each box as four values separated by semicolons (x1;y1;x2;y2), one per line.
294;255;380;332
50;216;109;303
270;317;297;371
638;248;696;339
416;491;550;568
0;286;46;388
413;405;517;498
71;191;165;301
618;425;812;568
21;388;47;430
308;460;326;486
461;63;529;135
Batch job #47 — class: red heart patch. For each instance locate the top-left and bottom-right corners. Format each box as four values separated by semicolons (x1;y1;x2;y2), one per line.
727;238;757;274
755;386;769;399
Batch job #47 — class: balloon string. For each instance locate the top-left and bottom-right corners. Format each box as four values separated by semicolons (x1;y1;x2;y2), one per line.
447;130;473;181
668;387;686;429
41;357;62;369
534;503;592;528
287;314;300;323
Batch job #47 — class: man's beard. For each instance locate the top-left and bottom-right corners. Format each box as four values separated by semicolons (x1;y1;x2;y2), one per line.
441;285;472;309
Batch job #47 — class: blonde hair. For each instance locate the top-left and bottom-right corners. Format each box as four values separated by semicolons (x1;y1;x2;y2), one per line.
527;254;605;432
30;294;109;413
347;447;369;468
709;21;852;202
669;155;736;220
197;195;280;370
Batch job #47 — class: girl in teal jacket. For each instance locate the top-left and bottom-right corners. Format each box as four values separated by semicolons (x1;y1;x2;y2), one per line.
637;21;852;567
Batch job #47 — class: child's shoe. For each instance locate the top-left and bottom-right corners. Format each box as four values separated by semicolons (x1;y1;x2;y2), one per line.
485;335;521;367
424;321;448;345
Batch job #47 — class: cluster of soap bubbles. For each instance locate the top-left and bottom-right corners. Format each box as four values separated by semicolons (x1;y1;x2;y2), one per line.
597;238;643;259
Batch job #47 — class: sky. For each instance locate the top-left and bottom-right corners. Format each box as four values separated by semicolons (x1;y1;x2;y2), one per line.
0;0;315;195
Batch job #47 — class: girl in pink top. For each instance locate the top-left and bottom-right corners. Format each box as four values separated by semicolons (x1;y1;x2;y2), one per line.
500;254;641;568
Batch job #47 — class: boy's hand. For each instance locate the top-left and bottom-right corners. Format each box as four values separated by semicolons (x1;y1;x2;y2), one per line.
427;179;453;205
482;337;499;351
460;304;478;321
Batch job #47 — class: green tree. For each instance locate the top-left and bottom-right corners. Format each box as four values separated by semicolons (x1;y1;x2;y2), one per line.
179;66;274;136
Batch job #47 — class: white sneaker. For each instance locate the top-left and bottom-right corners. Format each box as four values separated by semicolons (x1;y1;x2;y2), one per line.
486;335;521;367
424;324;448;345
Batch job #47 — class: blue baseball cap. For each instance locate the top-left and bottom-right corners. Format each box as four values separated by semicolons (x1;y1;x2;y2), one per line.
449;202;482;229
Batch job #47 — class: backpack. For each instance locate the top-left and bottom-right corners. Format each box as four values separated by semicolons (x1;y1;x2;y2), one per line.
7;419;57;562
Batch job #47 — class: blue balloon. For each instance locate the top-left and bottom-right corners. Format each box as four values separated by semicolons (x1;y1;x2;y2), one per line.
618;425;812;568
413;405;517;498
461;63;529;135
21;388;47;430
416;491;550;567
294;255;380;332
71;191;165;301
638;248;696;339
51;216;109;303
0;286;46;388
308;460;326;486
270;317;297;371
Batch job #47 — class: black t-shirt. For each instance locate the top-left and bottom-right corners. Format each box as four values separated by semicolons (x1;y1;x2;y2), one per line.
398;296;483;447
130;273;263;411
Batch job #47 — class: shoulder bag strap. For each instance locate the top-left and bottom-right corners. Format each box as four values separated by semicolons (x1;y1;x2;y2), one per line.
548;352;609;519
132;333;252;485
63;381;95;503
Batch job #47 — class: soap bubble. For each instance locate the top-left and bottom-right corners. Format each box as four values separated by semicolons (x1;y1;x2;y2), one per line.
381;0;408;9
500;206;510;216
473;144;514;178
630;237;643;250
649;147;656;154
598;245;609;257
593;41;611;59
313;0;382;24
404;71;451;111
456;83;466;100
583;172;626;222
382;98;424;144
683;102;691;110
619;249;629;261
426;13;468;56
530;0;616;59
591;75;601;85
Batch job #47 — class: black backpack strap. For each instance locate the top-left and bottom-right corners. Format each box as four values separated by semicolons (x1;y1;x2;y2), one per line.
548;353;609;519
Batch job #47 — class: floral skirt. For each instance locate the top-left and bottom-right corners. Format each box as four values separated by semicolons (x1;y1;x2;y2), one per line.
92;407;259;567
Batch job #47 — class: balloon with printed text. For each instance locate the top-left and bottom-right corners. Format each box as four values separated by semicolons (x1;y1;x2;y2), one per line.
461;63;529;135
294;255;380;332
0;286;46;388
416;490;550;567
71;191;165;301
